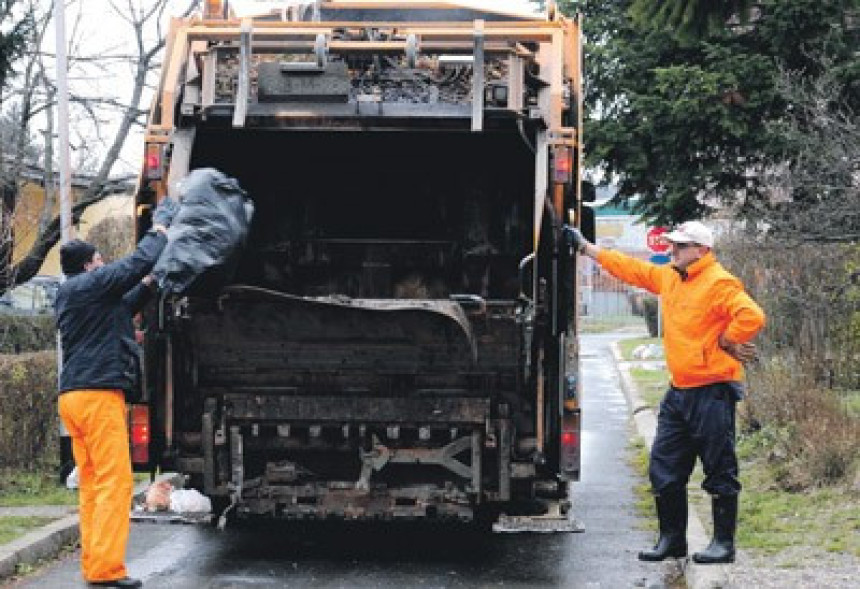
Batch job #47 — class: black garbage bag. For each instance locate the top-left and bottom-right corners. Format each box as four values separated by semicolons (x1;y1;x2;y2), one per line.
152;168;254;296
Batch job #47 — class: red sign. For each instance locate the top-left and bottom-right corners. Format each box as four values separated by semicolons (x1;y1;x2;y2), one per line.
646;227;670;253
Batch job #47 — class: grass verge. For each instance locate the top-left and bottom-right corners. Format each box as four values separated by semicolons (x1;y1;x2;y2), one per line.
580;315;645;334
629;367;667;408
628;436;656;532
736;428;860;559
0;471;77;507
617;337;662;361
0;516;57;545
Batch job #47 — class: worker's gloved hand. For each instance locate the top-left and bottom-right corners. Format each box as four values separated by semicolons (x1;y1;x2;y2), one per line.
719;334;758;363
152;197;180;228
563;225;586;253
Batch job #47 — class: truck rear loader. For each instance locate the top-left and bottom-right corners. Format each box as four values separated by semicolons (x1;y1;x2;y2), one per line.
131;0;593;528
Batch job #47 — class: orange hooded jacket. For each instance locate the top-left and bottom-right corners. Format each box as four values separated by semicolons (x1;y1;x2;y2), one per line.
596;249;765;388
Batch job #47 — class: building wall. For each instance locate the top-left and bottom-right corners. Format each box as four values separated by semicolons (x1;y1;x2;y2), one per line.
11;182;134;277
596;215;651;255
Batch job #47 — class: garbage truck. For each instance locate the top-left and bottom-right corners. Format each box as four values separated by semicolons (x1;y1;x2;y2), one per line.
131;0;593;527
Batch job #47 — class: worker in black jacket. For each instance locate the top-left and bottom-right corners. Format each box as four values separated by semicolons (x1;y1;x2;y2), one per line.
55;197;178;589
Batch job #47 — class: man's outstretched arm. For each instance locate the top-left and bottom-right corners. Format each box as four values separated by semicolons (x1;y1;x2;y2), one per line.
565;226;665;295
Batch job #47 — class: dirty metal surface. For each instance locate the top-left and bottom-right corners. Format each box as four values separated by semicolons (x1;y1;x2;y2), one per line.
257;61;350;103
221;285;476;347
225;394;490;423
493;513;585;534
316;7;539;23
239;483;473;522
188;286;479;390
213;47;509;106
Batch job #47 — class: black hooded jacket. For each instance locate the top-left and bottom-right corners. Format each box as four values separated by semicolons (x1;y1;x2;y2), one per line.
55;230;167;395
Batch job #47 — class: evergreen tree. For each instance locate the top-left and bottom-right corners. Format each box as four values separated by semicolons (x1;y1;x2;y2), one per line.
629;0;755;40
0;0;32;90
560;0;859;227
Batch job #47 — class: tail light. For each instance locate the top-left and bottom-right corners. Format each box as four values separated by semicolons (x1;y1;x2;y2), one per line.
130;404;150;465
561;374;581;478
560;412;581;480
144;143;164;180
204;0;226;19
553;146;573;184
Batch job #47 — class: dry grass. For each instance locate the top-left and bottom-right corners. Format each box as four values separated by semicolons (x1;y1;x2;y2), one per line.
744;357;859;491
719;235;860;492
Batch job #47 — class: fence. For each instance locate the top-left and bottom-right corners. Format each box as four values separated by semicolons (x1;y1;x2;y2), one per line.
578;255;652;333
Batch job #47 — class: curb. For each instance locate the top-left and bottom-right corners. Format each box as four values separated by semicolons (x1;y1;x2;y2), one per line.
0;472;183;584
610;341;730;589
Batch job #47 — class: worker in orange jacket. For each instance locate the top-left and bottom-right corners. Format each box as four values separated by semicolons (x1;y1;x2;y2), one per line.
56;197;178;588
567;220;765;564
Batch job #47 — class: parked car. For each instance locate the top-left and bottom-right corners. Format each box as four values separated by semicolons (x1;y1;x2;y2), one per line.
0;276;60;315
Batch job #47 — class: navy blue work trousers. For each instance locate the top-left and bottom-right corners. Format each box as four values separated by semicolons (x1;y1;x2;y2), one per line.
649;382;742;497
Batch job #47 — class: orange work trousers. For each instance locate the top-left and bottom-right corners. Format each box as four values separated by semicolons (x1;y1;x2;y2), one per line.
58;390;133;583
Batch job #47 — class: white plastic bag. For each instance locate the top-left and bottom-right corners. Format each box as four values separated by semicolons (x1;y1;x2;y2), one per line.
169;489;212;514
65;466;79;490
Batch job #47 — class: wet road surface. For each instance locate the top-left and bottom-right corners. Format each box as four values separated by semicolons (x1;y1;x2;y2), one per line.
9;332;681;588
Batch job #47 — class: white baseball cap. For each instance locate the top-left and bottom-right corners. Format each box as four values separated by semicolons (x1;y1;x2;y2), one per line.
663;221;714;248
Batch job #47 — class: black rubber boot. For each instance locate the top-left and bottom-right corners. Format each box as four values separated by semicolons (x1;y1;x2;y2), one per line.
638;490;688;561
693;495;737;564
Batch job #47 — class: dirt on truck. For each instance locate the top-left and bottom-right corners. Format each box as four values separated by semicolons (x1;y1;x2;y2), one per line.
131;0;592;529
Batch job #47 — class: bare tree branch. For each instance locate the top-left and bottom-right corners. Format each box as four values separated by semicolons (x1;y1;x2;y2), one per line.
2;0;192;292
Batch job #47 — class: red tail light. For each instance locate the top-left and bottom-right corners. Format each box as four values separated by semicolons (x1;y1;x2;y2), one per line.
144;143;163;180
553;146;573;184
561;430;578;446
560;412;581;480
130;404;150;464
204;0;226;19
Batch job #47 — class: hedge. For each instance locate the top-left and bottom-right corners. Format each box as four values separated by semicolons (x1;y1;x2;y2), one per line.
641;296;659;337
0;352;59;470
0;314;56;354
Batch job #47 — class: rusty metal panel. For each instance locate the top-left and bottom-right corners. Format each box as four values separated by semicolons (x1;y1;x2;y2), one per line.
239;482;474;521
257;61;350;103
225;394;490;423
189;287;481;391
317;6;540;23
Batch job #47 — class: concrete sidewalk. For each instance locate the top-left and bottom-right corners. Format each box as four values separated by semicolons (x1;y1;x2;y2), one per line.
0;473;180;583
610;340;730;589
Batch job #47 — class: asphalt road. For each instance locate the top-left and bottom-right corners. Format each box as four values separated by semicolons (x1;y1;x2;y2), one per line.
9;332;681;589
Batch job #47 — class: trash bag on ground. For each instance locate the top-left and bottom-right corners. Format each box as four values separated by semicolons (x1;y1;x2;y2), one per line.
169;489;212;514
152;168;254;296
144;480;173;512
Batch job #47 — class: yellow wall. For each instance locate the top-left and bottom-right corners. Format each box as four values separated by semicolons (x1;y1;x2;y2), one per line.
11;181;134;277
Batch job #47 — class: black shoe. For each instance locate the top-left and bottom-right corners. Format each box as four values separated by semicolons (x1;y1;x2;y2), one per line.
692;495;737;564
637;490;688;562
88;577;143;588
